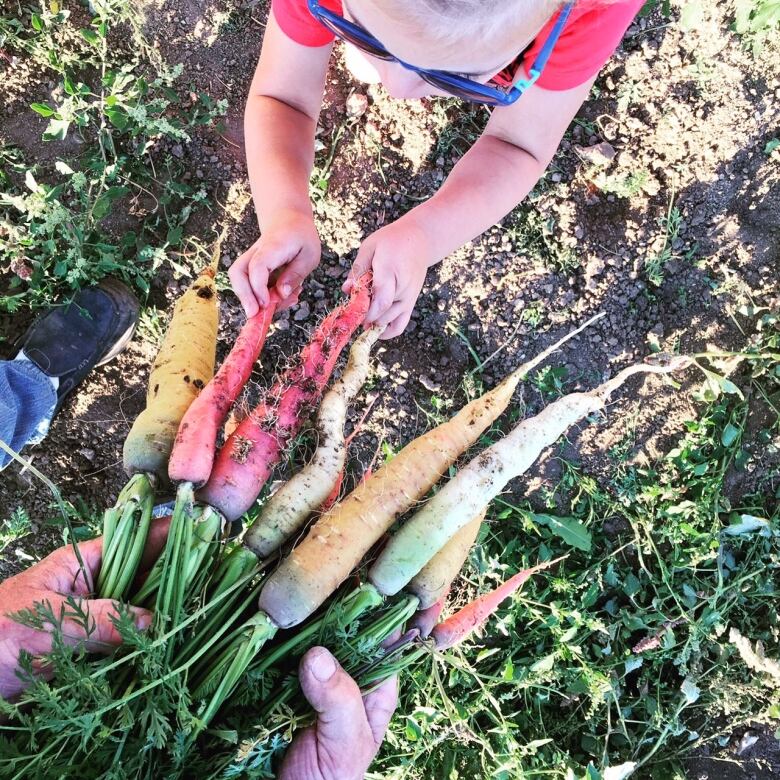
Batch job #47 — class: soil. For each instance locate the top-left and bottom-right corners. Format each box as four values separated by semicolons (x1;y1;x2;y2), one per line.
687;723;780;779
0;2;779;768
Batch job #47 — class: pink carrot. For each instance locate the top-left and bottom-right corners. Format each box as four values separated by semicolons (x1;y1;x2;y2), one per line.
199;276;372;521
430;557;565;650
168;295;278;488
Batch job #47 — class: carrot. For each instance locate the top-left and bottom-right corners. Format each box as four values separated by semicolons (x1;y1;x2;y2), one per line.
369;355;692;596
408;591;448;639
256;315;603;629
123;260;219;482
199;275;372;521
430;558;563;650
245;327;380;558
168;295;278;487
407;509;485;609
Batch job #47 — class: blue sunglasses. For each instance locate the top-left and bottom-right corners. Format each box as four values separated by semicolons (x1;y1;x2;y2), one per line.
306;0;575;106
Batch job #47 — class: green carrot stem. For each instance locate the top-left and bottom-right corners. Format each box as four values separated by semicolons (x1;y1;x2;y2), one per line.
176;585;259;676
358;644;428;690
105;491;153;600
97;503;135;596
189;613;278;743
98;474;155;599
155;482;196;660
251;584;383;677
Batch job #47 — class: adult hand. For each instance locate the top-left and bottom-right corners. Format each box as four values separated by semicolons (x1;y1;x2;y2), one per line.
343;215;433;340
229;210;321;316
278;647;398;780
0;519;169;702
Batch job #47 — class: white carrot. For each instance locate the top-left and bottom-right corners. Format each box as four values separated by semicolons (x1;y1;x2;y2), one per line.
369;355;692;596
245;328;381;558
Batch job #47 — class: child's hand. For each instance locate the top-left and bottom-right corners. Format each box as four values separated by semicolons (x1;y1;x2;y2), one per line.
343;218;432;339
229;210;321;316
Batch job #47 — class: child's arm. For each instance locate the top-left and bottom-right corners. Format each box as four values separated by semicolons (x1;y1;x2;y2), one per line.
230;15;332;315
345;77;596;338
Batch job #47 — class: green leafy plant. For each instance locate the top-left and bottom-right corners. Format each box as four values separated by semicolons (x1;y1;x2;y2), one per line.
0;5;225;312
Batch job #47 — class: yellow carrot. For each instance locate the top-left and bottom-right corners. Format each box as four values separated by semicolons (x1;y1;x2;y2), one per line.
123;257;220;482
407;509;485;609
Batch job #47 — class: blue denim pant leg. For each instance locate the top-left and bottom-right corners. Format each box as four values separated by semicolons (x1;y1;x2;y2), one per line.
0;360;57;469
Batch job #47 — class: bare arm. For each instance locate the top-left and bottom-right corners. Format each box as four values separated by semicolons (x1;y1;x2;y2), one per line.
244;13;331;228
232;14;332;314
410;77;596;260
348;78;596;337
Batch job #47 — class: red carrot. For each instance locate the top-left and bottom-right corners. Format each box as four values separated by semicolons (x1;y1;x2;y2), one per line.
168;296;279;488
430;557;564;650
199;276;371;521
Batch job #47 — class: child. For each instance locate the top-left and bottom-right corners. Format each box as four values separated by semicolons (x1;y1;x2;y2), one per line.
230;0;644;338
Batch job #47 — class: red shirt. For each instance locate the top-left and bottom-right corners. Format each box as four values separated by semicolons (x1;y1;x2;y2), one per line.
272;0;644;91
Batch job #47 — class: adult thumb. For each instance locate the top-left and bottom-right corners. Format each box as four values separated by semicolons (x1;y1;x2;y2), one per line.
299;646;367;747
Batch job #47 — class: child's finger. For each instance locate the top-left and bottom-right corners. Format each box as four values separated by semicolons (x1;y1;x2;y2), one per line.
275;250;319;300
365;272;397;323
375;301;409;339
344;243;375;294
277;285;303;311
247;257;272;309
229;251;260;317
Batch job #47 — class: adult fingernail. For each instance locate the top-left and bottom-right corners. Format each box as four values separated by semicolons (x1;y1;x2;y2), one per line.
309;648;336;682
280;283;291;297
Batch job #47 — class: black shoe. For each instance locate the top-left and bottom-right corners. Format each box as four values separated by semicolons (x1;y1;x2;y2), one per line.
16;278;140;412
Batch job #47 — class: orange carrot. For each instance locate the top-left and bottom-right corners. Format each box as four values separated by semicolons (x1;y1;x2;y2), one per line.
430;558;564;650
168;295;278;488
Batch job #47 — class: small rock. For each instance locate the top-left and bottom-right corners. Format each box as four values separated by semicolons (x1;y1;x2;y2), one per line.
293;301;311;321
420;374;441;392
574;142;616;167
346;92;369;118
171;144;184;158
80;448;96;461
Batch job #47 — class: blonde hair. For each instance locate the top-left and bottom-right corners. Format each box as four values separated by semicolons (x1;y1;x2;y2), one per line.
376;0;618;48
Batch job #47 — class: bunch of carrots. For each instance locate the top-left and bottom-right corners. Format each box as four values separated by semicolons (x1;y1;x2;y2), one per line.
1;236;691;776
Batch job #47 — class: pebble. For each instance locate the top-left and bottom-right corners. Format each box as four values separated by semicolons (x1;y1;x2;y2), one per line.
420;375;441;392
346;92;369;117
293;301;311;321
80;448;96;461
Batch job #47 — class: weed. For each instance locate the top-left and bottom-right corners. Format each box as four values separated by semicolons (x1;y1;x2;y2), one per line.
521;302;546;329
0;4;225;312
733;0;780;51
136;306;168;349
592;169;650;200
645;194;685;287
504;207;579;275
533;364;569;399
0;507;32;554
